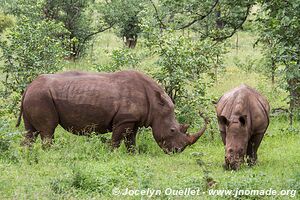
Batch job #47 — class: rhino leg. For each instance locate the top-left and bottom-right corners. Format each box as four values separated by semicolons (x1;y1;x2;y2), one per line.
40;129;56;149
27;105;58;148
246;133;264;166
124;127;138;153
21;117;39;146
111;123;136;150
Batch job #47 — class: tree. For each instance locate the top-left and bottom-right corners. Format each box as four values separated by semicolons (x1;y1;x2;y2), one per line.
148;0;256;41
154;34;223;102
152;33;224;124
257;0;300;125
254;34;278;85
43;0;113;58
0;15;68;112
42;0;114;58
2;0;113;59
101;0;144;48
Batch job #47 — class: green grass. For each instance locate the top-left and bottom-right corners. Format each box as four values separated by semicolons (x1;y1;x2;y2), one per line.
0;120;299;199
0;31;299;199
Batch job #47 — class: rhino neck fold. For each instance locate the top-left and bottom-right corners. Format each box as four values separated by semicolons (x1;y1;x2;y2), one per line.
143;85;155;128
150;118;164;142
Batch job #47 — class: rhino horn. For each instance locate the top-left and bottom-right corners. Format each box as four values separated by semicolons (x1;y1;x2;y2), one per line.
186;112;210;145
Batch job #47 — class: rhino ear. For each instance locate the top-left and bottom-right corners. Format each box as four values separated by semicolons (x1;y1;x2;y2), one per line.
239;115;247;126
155;91;165;106
180;124;190;133
218;115;229;126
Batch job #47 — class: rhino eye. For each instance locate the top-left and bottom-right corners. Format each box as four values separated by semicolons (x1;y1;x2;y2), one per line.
171;128;175;132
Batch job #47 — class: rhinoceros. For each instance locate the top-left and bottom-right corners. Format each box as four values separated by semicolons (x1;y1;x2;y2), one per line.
16;70;209;153
216;84;270;170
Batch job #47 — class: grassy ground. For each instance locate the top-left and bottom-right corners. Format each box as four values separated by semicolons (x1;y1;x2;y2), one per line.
0;31;299;199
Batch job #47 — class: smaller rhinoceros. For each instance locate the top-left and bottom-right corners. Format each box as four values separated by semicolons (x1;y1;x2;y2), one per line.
216;84;270;170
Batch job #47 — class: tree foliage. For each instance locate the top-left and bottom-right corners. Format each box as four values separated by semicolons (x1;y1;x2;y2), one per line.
154;34;223;102
101;0;144;48
2;0;113;59
44;0;113;58
0;16;68;112
152;33;224;124
1;0;299;125
148;0;255;41
95;48;140;72
257;0;300;124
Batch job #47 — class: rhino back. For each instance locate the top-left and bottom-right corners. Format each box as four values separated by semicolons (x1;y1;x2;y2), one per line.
216;84;269;133
24;71;156;133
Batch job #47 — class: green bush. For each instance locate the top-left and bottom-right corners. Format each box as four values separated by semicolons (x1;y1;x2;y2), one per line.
94;48;140;72
0;118;23;163
152;34;225;125
0;16;69;112
233;56;256;73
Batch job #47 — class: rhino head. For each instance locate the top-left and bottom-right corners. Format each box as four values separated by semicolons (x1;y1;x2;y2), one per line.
151;91;209;153
218;115;249;170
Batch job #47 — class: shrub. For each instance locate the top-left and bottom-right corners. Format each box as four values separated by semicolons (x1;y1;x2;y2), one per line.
94;48;140;72
153;34;225;125
0;16;69;113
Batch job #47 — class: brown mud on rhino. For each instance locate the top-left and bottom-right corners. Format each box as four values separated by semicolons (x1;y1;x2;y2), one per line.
16;70;209;154
216;84;270;170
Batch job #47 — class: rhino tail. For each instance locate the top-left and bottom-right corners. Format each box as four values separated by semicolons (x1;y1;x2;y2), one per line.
16;89;27;127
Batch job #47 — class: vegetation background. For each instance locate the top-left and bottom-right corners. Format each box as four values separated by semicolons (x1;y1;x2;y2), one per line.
0;0;299;199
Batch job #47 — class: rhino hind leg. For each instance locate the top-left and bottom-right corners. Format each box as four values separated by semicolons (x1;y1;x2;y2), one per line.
39;128;57;149
246;133;265;166
23;98;59;148
111;123;137;151
36;118;58;148
21;117;39;146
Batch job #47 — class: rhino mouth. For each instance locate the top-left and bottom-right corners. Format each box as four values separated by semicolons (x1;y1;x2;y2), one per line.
163;147;183;154
224;162;241;171
160;141;186;154
224;157;245;170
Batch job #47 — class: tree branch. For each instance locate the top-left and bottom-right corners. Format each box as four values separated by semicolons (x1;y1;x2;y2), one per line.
212;4;251;41
79;23;115;52
149;0;166;29
175;0;219;30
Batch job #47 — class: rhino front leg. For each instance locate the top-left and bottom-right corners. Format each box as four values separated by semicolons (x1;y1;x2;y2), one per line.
111;123;136;150
124;127;138;153
246;133;264;166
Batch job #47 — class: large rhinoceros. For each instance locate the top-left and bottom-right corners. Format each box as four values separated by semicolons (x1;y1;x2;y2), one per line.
16;70;209;153
216;84;270;170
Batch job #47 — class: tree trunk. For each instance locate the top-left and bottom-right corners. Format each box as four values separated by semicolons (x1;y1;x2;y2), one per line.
215;54;219;83
287;63;300;126
216;9;224;29
66;36;80;60
124;36;137;49
271;58;275;85
236;33;239;54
